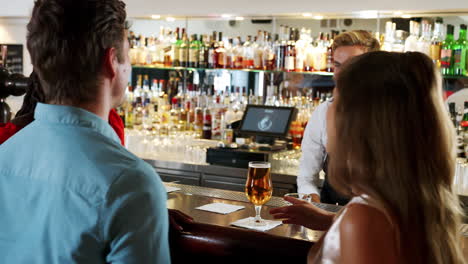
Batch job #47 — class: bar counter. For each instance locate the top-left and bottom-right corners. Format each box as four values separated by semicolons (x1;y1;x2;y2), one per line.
144;158;301;197
164;182;468;262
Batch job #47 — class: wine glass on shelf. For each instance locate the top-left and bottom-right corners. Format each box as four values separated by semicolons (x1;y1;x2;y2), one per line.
245;161;273;226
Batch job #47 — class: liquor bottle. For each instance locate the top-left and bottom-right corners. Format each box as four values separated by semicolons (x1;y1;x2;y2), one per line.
382;21;396;52
208;32;218;69
449;102;457;127
163;28;173;67
124;85;134;128
137;35;148;65
273;33;283;71
186;100;195;131
142;75;151;102
430;18;444;67
457;101;468;159
263;33;275;70
441;24;455;76
193;100;204;138
304;30;314;72
179;29;189;67
202;107;212;139
198;35;208;68
284;28;296;72
295;28;307;72
253;31;264;69
313;32;327;71
133;96;144;130
189;34;200;68
216;32;227;68
416;20;432;56
462;101;468;128
392;30;406;53
172;28;181;67
169;97;180;131
226;38;235;68
453;24;467;76
242;35;254;69
233;37;244;69
129;31;138;65
178;98;188;131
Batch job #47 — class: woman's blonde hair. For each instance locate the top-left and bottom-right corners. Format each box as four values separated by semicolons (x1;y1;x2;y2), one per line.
332;30;380;52
329;51;464;263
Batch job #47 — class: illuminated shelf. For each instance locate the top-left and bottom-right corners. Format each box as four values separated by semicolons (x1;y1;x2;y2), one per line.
132;65;334;76
442;75;468;79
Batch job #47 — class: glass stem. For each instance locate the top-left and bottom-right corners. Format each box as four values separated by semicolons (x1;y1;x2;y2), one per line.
254;205;262;222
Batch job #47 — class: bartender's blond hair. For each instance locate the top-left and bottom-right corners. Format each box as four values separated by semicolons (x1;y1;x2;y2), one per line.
332;30;380;52
329;51;464;263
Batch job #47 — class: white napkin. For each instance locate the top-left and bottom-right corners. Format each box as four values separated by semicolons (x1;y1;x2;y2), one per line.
165;186;181;193
231;217;282;232
195;203;245;215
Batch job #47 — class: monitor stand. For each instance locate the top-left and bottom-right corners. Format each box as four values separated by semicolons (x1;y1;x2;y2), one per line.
255;136;285;151
255;135;276;145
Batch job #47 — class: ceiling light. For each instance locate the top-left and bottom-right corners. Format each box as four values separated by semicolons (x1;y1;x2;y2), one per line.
166;17;175;22
401;14;412;19
302;13;312;17
314;15;324;20
357;10;379;19
221;14;232;18
235;16;245;21
151;15;161;19
393;11;403;16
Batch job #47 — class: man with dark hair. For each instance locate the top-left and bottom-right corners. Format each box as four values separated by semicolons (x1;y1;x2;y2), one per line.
0;0;170;263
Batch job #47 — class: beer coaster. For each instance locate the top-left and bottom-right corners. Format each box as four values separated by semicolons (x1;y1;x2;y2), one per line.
195;203;245;215
165;186;181;193
231;217;282;232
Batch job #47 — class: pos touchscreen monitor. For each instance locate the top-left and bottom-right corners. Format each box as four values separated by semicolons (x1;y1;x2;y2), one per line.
238;105;297;139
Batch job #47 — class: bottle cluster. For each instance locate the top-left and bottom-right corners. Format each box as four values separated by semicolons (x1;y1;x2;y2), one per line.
118;74;331;147
382;18;468;76
129;26;337;73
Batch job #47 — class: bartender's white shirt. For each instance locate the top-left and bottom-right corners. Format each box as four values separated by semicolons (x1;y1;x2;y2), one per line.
297;100;331;195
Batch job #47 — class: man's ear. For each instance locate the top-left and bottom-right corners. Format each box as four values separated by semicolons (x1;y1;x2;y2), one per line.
103;47;118;79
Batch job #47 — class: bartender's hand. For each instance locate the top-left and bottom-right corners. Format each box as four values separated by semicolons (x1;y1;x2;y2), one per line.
269;196;335;231
169;209;194;232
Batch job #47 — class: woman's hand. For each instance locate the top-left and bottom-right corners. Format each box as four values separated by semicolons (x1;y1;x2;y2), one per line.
269;196;335;231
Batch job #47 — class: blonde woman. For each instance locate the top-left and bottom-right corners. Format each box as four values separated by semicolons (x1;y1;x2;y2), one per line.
271;51;464;263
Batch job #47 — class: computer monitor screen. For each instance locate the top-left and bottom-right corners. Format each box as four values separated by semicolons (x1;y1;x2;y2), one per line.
239;105;296;138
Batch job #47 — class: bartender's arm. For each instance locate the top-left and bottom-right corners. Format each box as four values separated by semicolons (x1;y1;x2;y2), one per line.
297;101;330;203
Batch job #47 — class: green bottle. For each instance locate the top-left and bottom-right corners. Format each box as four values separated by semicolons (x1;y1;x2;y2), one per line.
172;28;181;67
189;34;200;68
453;24;467;76
179;29;189;68
441;24;455;76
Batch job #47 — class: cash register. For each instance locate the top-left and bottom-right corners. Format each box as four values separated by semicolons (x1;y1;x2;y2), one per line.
206;105;297;169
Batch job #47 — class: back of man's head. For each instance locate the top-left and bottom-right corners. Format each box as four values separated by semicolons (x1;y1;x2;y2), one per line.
27;0;127;105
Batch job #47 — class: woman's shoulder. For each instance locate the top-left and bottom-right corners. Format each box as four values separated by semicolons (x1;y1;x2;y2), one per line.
337;199;400;263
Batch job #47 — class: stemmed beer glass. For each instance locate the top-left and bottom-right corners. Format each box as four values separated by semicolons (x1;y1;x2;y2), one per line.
245;161;273;225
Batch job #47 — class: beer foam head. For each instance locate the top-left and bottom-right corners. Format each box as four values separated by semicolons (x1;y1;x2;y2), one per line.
248;162;271;168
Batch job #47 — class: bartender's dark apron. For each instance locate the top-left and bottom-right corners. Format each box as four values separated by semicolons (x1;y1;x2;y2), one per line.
320;154;350;205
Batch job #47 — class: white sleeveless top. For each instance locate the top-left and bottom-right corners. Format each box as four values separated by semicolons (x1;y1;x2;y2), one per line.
312;195;397;264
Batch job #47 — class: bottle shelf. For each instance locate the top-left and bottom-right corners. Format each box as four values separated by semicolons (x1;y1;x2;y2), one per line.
442;75;468;79
132;65;334;76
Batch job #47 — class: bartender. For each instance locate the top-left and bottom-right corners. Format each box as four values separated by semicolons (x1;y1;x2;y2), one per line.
297;30;380;205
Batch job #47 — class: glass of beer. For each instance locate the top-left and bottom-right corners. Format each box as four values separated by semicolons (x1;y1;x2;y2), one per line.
245;161;273;225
